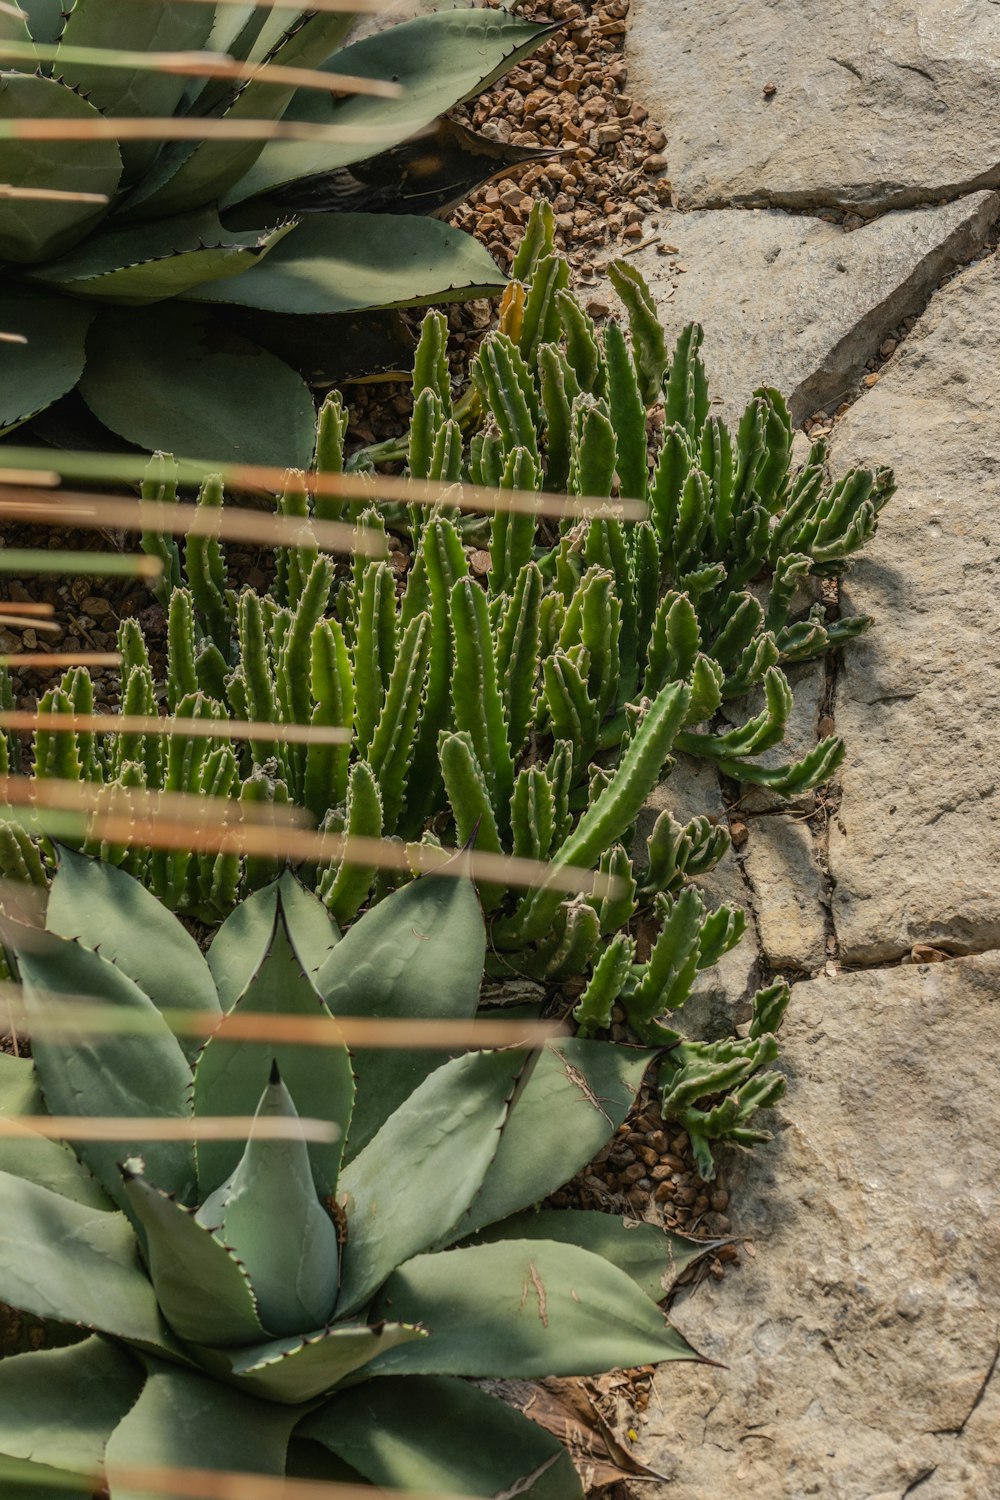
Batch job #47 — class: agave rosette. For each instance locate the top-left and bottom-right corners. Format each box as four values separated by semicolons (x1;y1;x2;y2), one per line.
0;847;709;1497
0;0;552;464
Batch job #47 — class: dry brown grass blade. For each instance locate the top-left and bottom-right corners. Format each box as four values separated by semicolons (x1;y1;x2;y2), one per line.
0;43;402;100
0;601;55;617
0;989;565;1050
0;651;121;668
100;1463;468;1500
0;1114;339;1143
0;117;401;145
0;184;110;203
0;467;58;486
0;616;58;633
0;473;645;525
0;488;385;556
0;712;351;747
0;775;311;827
5;805;621;899
0;331;27;345
159;0;398;12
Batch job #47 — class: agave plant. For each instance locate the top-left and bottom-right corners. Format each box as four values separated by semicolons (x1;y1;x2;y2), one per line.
0;0;551;465
0;846;712;1496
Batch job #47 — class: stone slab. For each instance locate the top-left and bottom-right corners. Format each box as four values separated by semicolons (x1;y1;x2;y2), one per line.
627;0;1000;215
829;254;1000;963
642;953;1000;1498
741;815;828;973
614;195;998;424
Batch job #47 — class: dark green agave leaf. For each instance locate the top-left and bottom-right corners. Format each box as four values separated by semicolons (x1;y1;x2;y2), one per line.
303;1374;583;1500
78;303;317;469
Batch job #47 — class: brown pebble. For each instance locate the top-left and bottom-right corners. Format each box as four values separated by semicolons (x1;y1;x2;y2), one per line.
730;818;749;849
468;549;491;577
711;1189;729;1213
911;942;950;964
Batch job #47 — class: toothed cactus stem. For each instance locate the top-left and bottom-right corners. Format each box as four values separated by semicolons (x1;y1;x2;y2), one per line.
573;932;635;1034
603;320;647;502
437;730;505;909
304;618;353;822
493;560;542;757
367;612;431;833
607;259;668;405
185;475;230;652
139;452;181;607
412;309;452;414
449;576;515;833
317;760;382;924
503;680;691;943
166;588;198;713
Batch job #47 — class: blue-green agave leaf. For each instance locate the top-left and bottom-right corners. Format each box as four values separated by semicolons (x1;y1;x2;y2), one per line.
336;1049;525;1317
184;213;505;316
121;1163;267;1350
103;1361;301;1500
120;9;358;220
18;0;66;46
27;211;293;303
439;1039;656;1245
216;1322;427;1405
78;302;316;469
12;924;196;1210
471;1209;719;1302
208;869;340;1011
226;10;553;203
195;1070;340;1339
0;74;120;263
194;907;354;1198
315;861;485;1159
46;845;220;1060
0;1053;109;1209
0;1170;176;1356
0;289;94;434
303;1374;582;1500
368;1240;702;1377
0;1337;142;1481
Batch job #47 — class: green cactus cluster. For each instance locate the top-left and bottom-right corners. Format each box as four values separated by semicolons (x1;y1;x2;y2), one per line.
0;211;895;1169
0;0;551;465
0;846;721;1498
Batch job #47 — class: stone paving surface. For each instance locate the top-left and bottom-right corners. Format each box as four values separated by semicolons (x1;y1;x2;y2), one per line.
624;2;1000;1491
627;0;1000;215
618;194;999;423
642;956;1000;1500
830;255;1000;963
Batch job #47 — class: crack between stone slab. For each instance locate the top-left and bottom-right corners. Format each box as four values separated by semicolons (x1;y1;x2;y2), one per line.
900;1469;937;1498
932;1338;1000;1438
683;175;1000;220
